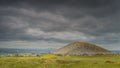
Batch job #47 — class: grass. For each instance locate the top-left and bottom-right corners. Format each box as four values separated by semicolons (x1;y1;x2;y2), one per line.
0;54;120;68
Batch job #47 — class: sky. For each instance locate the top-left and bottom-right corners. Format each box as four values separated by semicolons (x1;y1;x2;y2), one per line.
0;0;120;50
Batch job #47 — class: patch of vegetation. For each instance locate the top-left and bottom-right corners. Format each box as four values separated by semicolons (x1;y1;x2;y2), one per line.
0;54;120;68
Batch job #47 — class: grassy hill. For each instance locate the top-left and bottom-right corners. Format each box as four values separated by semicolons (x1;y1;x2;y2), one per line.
52;42;115;55
0;42;118;68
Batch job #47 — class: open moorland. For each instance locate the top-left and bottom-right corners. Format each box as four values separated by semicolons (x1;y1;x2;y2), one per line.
0;54;120;68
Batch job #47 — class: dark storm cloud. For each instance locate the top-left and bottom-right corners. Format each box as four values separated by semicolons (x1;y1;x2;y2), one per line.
0;0;119;18
0;0;120;45
0;0;115;6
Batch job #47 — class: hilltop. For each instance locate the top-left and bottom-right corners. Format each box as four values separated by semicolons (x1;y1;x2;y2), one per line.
52;42;115;55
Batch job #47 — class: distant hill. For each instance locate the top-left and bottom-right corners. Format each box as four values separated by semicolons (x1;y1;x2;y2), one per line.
0;48;55;55
52;42;116;55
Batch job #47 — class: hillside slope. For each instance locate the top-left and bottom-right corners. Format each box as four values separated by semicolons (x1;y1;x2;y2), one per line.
52;42;115;55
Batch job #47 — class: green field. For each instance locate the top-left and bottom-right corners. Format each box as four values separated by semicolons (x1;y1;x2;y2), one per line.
0;54;120;68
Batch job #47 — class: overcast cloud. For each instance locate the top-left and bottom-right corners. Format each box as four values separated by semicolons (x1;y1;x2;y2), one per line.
0;0;120;50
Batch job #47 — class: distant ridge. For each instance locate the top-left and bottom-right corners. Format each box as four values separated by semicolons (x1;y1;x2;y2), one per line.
52;42;116;55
